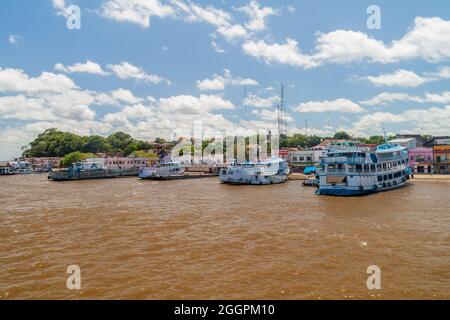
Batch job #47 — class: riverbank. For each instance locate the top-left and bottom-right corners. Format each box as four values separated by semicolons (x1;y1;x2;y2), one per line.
289;173;309;180
411;174;450;181
289;173;450;182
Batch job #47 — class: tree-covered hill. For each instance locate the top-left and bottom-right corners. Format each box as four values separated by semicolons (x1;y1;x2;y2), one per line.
23;129;154;158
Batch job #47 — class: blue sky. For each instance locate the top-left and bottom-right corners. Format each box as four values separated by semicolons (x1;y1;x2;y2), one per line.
1;0;450;159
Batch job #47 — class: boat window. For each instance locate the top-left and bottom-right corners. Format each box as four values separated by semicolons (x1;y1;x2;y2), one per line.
370;164;375;172
378;175;383;182
370;153;378;163
383;175;388;181
388;174;393;180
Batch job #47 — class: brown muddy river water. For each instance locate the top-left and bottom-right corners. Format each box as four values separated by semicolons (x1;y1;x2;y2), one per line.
0;174;449;299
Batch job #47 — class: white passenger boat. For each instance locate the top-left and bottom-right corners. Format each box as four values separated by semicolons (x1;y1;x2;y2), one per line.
316;141;411;196
219;158;290;185
10;161;33;174
139;161;185;180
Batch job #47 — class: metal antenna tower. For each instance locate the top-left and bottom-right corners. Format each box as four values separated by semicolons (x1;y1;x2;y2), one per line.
305;118;308;136
277;85;287;135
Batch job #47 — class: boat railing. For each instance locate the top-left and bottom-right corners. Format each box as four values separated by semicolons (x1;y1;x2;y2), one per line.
321;157;365;165
322;168;347;173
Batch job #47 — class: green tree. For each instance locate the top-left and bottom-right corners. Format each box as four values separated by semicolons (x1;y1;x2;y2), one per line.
366;135;386;145
60;152;97;167
23;128;83;157
107;132;135;152
154;137;166;144
130;150;158;158
81;135;111;154
334;131;351;140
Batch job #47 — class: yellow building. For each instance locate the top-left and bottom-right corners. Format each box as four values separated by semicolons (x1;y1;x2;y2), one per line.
433;146;450;174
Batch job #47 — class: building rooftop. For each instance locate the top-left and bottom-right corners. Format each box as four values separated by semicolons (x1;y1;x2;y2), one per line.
389;138;416;143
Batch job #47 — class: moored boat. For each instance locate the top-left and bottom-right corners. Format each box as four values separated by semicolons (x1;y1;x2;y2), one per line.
139;161;185;180
316;141;410;196
303;176;319;187
219;158;290;185
9;161;33;174
48;160;138;181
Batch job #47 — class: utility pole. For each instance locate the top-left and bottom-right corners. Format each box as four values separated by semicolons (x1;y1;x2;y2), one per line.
305;118;308;136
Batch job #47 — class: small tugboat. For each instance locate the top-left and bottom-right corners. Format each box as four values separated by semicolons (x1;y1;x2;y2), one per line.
303;176;319;187
0;161;15;175
48;160;138;181
10;161;33;174
139;161;185;180
219;158;290;185
316;141;410;196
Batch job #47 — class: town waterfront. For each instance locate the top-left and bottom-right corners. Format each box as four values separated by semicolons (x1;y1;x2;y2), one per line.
1;174;449;299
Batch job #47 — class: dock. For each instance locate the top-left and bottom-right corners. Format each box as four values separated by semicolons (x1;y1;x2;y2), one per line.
48;168;139;181
140;172;218;180
289;173;310;180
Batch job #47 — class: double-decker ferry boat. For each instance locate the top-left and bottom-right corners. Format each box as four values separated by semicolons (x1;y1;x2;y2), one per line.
219;158;290;185
316;141;410;196
139;161;185;180
48;159;138;181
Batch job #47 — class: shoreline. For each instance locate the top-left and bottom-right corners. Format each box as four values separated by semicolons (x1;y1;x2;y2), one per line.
289;172;450;182
411;174;450;181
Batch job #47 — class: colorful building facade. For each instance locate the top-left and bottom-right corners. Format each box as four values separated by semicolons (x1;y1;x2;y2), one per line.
433;146;450;174
288;150;314;172
409;148;434;174
87;157;158;170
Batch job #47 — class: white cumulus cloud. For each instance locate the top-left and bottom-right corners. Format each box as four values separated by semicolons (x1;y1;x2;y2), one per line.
243;17;450;68
366;69;428;87
294;98;364;113
196;69;258;91
55;60;109;76
235;0;278;32
106;61;170;85
0;67;78;93
243;94;279;108
100;0;174;28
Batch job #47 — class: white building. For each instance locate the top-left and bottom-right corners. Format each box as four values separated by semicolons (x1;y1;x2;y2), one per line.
288;150;314;173
388;138;417;150
289;150;314;164
86;157;156;170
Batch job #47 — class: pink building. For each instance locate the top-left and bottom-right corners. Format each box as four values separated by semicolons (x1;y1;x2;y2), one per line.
408;147;434;173
276;149;290;161
102;157;157;170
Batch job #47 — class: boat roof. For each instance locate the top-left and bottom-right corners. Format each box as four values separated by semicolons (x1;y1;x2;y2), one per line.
376;143;405;153
388;138;415;143
238;157;285;165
